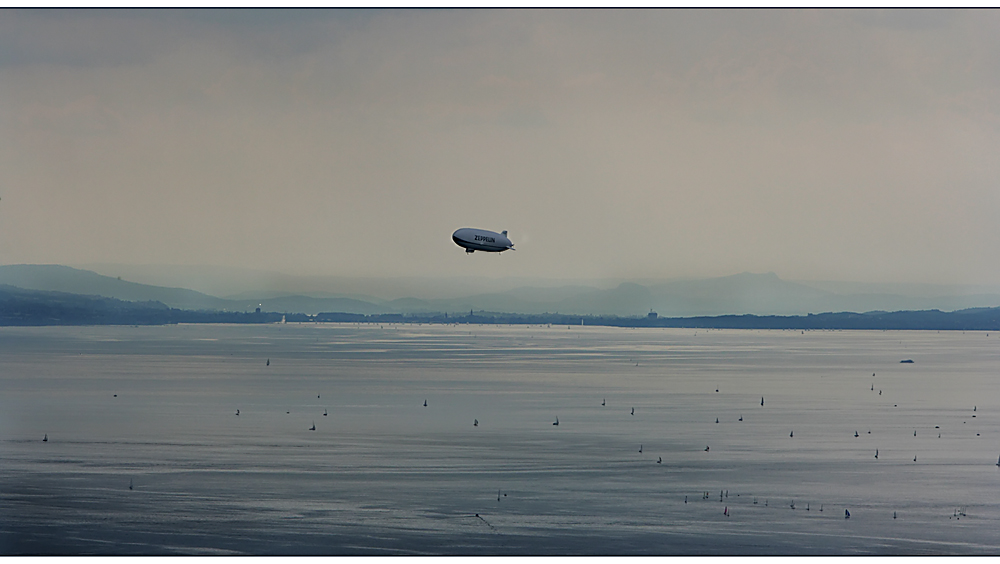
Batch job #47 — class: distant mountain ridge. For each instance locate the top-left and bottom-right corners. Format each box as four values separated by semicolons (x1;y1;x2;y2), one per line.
384;272;1000;316
3;282;1000;329
0;265;390;315
4;264;1000;317
0;284;285;325
0;265;232;311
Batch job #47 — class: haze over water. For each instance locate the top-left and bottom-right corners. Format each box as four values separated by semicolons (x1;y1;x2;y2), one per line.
2;323;1000;554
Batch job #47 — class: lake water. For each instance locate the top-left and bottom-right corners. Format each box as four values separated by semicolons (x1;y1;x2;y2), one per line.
2;323;999;554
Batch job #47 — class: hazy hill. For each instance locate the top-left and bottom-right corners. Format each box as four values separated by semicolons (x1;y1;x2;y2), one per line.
0;265;397;315
0;284;285;325
389;274;838;316
4;282;1000;330
6;264;1000;317
252;295;389;315
386;273;1000;316
646;272;836;316
0;265;236;311
78;263;566;302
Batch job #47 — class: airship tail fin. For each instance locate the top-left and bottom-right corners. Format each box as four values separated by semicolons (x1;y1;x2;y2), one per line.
501;230;507;237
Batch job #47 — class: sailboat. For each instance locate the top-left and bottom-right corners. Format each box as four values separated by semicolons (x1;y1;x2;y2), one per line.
323;409;328;417
845;509;850;519
42;434;47;442
129;479;133;490
423;400;427;407
995;454;999;467
309;422;316;431
602;398;605;406
553;417;559;426
657;457;662;464
474;419;478;427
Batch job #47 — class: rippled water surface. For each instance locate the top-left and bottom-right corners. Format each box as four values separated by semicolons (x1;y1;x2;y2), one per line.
2;324;1000;554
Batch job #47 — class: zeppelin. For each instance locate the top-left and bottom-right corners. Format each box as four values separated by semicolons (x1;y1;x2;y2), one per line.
452;228;515;254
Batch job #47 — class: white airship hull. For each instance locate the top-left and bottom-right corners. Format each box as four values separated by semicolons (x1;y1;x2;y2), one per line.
452;228;514;253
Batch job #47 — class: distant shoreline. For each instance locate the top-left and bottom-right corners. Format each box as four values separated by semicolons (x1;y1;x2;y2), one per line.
3;283;999;330
3;303;1000;331
310;309;1000;331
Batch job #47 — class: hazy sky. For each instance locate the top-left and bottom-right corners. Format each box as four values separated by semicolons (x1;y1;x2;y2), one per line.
2;9;999;285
